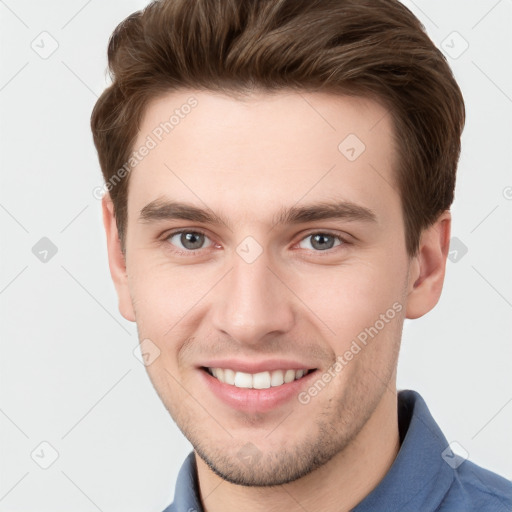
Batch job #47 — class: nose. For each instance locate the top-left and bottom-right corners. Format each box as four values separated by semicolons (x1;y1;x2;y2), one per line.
210;250;295;346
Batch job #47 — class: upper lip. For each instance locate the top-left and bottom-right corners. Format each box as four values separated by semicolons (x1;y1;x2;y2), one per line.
199;358;317;374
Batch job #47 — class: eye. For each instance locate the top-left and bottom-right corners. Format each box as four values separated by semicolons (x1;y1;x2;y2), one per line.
297;232;345;251
165;230;214;252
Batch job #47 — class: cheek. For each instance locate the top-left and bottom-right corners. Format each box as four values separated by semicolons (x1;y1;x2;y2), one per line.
128;254;206;325
291;255;406;349
127;256;217;376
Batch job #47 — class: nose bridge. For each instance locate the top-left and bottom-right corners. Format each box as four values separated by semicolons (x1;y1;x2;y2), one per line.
211;249;294;344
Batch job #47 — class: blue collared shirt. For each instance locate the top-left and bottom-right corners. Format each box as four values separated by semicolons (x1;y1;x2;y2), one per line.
162;390;512;511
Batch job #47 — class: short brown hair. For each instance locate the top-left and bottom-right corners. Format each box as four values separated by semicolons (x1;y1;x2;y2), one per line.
90;0;465;256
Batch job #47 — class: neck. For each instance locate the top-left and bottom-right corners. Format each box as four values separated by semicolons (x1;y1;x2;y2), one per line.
195;388;400;512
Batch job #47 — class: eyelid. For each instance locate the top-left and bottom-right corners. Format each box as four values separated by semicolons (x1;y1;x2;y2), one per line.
163;228;215;255
162;227;351;256
293;230;351;254
295;229;351;244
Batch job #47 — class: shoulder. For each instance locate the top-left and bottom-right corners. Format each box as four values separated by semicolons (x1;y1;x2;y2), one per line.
437;458;512;511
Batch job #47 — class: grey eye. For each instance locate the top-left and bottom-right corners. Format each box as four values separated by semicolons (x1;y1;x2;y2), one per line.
168;231;212;251
298;233;342;251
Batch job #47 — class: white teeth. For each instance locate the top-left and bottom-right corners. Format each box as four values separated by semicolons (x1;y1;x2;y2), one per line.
253;371;271;389
208;367;311;388
270;370;284;387
234;371;253;388
284;369;296;383
223;368;235;385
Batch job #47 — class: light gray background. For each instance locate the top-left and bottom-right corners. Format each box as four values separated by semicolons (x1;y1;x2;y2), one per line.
1;0;511;510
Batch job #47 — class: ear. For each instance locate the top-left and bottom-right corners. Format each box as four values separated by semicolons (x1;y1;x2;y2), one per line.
102;195;136;322
405;210;451;319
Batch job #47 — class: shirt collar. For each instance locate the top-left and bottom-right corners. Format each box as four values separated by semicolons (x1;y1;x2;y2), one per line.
352;389;454;511
168;390;454;512
169;450;203;512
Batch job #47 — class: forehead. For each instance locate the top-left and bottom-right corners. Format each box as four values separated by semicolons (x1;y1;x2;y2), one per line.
127;89;400;226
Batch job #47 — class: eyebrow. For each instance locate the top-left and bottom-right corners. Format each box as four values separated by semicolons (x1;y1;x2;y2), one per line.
139;197;377;229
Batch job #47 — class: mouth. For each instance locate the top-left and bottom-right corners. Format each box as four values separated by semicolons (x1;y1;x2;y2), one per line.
197;357;321;413
201;366;317;389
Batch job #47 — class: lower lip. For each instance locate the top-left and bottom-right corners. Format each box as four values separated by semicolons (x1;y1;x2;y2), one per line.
199;368;318;413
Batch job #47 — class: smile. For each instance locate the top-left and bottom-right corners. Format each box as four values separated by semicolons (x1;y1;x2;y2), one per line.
204;367;315;389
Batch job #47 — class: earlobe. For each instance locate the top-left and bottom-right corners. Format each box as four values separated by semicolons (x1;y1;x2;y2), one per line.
102;195;136;322
405;211;451;319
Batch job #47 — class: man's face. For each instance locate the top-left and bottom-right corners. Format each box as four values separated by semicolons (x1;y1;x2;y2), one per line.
118;89;414;485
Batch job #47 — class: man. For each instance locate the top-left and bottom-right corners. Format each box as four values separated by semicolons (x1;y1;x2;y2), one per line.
90;0;512;510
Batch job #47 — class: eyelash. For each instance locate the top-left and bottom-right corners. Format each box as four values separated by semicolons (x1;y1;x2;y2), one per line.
162;229;350;257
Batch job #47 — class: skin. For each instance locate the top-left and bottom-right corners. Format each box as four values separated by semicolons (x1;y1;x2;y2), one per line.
102;89;451;512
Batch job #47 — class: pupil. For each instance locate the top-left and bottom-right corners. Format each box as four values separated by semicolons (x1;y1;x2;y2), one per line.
312;234;334;250
182;232;203;249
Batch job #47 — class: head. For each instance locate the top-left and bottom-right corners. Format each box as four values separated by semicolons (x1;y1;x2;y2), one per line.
91;0;464;487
